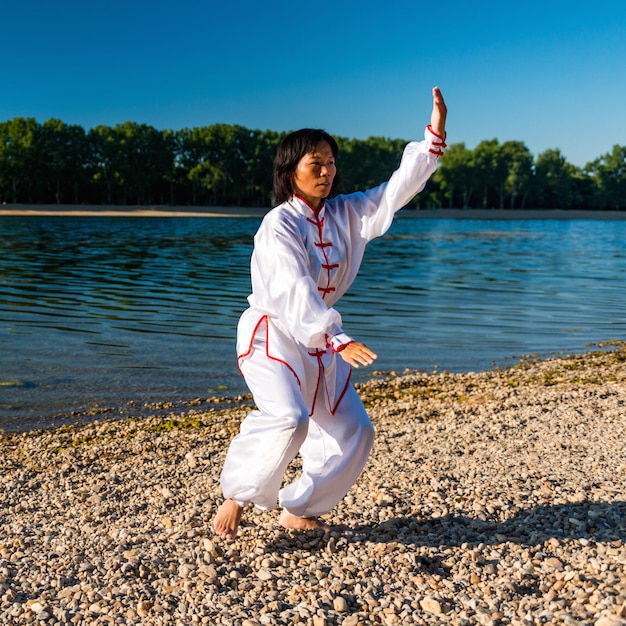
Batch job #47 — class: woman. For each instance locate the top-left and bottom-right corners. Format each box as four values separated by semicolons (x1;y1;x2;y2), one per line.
213;87;447;539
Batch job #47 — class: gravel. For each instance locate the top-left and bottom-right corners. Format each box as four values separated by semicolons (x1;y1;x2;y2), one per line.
1;347;625;625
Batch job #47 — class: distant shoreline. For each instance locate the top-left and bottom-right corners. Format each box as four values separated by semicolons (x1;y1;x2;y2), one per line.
2;204;626;220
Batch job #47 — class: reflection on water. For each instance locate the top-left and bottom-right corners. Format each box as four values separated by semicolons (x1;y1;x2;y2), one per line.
1;216;625;431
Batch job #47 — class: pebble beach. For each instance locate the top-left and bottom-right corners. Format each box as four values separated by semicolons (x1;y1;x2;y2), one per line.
1;347;625;626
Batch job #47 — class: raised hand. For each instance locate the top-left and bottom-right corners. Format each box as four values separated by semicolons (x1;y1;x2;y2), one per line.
431;86;447;138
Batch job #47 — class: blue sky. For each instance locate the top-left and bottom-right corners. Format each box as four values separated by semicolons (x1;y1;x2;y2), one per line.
2;0;625;167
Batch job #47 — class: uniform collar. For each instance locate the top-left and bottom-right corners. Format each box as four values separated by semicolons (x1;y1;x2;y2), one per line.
293;193;326;218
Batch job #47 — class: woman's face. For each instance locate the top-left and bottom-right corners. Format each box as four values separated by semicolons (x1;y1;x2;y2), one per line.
291;141;336;210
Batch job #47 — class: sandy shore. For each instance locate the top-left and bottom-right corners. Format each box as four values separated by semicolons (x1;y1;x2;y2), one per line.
1;347;625;625
0;204;268;218
3;204;626;220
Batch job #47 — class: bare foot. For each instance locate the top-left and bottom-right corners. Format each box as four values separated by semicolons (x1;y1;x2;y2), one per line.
278;510;332;533
213;499;243;540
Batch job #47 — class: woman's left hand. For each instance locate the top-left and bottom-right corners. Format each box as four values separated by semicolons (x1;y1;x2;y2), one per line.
339;341;378;368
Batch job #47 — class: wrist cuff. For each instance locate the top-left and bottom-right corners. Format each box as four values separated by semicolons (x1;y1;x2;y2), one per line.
330;333;354;353
426;125;447;157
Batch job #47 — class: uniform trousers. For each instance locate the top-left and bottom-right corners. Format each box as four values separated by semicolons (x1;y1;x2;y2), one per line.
219;334;375;518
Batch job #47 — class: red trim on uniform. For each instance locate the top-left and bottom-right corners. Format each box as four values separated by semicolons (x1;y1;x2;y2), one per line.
239;316;352;416
237;314;266;362
237;315;301;388
295;193;324;213
239;194;350;417
308;349;325;416
331;339;354;354
426;125;446;159
427;124;447;142
328;368;352;416
307;208;337;302
307;346;353;416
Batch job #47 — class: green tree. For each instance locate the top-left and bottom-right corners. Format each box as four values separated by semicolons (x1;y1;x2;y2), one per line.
89;125;124;204
0;117;40;203
340;136;405;193
162;129;180;205
213;124;255;205
534;148;586;209
0;121;9;202
177;126;222;205
437;142;475;208
586;145;626;210
472;139;504;208
115;122;172;205
3;115;624;210
244;128;283;207
502;141;533;209
40;119;89;204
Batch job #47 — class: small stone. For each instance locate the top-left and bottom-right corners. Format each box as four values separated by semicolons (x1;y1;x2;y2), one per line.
137;601;153;617
28;602;45;614
363;593;379;607
257;568;273;581
595;617;626;626
178;564;195;578
326;537;337;554
333;596;348;612
420;596;443;615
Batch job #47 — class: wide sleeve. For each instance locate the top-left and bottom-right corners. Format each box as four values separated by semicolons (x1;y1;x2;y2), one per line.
345;125;446;242
248;211;344;349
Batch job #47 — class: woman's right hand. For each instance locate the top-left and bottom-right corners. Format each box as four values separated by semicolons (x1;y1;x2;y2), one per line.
431;86;447;138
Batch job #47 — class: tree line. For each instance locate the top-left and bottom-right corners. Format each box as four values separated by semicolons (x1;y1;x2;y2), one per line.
1;117;625;210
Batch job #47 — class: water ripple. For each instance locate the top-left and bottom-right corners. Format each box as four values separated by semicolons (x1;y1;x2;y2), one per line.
1;215;626;430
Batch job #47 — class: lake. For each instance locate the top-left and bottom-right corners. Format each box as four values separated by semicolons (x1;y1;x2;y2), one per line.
1;214;625;432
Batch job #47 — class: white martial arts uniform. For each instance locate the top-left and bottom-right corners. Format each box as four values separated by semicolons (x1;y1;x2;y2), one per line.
219;125;446;518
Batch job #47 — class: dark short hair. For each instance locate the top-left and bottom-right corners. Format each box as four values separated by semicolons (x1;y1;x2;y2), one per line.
272;129;342;205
